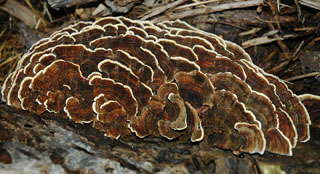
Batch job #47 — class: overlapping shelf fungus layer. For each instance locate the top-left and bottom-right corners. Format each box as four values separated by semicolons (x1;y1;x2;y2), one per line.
1;17;311;156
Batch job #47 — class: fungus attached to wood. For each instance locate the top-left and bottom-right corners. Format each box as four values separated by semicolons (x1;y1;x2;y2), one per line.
1;16;315;156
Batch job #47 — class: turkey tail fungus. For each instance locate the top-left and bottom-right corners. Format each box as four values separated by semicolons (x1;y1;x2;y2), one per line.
1;16;318;156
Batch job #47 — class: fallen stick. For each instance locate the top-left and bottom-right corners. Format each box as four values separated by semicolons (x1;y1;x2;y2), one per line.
285;72;320;82
152;0;264;23
0;0;40;28
141;0;187;20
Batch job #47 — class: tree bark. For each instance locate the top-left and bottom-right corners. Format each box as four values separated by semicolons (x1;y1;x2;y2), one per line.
0;103;319;174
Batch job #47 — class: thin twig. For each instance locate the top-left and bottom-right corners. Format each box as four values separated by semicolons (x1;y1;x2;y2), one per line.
192;19;248;30
285;72;320;82
152;0;264;23
43;1;53;22
267;22;289;53
299;0;320;10
251;16;286;24
294;27;317;31
141;0;187;20
173;0;219;11
24;0;47;26
266;61;289;74
242;35;283;48
0;0;41;28
239;27;262;36
292;40;304;58
294;0;302;21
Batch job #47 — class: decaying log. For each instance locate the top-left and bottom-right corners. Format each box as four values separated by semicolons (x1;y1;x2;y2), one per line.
0;102;319;173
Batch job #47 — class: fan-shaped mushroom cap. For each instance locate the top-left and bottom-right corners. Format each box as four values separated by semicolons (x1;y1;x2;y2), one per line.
98;59;152;115
1;72;13;102
201;90;263;154
157;83;179;99
1;16;314;156
157;120;182;140
234;122;266;155
185;102;204;142
168;93;187;130
299;94;320;128
92;94;127;139
157;39;198;61
174;70;215;108
94;17;122;26
262;73;311;142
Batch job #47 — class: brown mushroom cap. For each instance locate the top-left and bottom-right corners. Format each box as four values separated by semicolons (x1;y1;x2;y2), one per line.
1;16;314;156
157;120;182;140
201;90;263;154
234;122;266;155
168;93;187;130
263;73;310;142
185;102;204;142
92;94;127;139
89;73;138;121
157;83;179;99
1;72;13;102
299;94;320;128
174;70;215;108
157;20;306;151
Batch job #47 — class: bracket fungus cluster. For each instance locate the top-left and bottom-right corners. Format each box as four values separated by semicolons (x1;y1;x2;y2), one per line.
1;17;315;156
